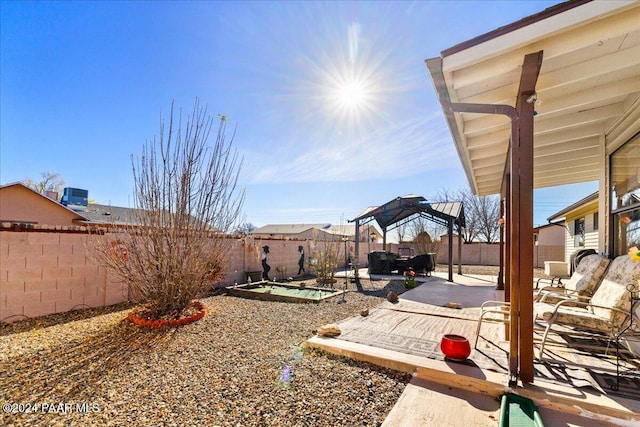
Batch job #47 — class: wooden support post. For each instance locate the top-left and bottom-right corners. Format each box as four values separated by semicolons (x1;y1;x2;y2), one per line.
504;174;511;302
497;195;505;291
511;50;543;384
508;155;520;384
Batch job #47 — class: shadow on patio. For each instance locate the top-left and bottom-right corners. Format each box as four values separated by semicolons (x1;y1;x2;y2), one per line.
307;270;640;426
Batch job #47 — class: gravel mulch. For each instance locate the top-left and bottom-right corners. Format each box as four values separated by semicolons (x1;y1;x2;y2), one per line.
0;279;410;427
434;264;548;279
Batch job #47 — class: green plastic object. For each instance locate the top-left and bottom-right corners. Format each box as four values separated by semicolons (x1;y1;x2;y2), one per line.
499;393;544;427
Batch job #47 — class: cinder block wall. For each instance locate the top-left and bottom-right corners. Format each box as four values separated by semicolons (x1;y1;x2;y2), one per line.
2;229;567;322
0;230;382;322
437;239;564;267
244;238;383;281
0;231;127;321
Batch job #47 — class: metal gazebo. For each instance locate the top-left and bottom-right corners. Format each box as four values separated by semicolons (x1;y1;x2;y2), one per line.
350;194;465;282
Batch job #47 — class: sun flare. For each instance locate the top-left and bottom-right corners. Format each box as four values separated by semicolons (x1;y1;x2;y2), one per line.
336;80;367;109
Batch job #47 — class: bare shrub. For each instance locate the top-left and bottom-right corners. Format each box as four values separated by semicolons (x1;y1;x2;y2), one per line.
308;232;343;285
409;216;443;256
94;100;244;318
412;231;441;255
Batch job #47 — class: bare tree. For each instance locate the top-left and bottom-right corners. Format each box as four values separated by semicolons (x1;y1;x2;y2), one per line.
234;222;256;236
470;193;501;243
396;222;408;243
94;100;244;319
434;187;500;243
23;172;66;195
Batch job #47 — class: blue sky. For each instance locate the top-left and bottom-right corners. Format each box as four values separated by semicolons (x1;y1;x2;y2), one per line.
1;1;597;230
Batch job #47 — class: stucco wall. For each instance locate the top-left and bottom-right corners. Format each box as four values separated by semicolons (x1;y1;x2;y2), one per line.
0;185;82;226
536;223;566;246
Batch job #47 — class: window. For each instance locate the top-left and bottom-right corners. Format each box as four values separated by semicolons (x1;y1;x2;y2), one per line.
610;135;640;256
593;212;599;231
574;217;585;247
615;209;640;257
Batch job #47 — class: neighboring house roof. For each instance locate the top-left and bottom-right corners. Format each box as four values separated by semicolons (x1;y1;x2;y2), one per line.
323;224;381;238
426;1;640;195
0;182;215;230
547;191;598;222
252;224;331;235
534;221;565;232
81;203;144;226
251;223;382;239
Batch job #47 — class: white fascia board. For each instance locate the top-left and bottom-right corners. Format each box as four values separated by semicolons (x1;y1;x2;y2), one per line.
442;1;636;73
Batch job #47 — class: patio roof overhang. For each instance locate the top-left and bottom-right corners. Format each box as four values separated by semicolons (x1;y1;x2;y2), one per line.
425;0;640;386
426;0;640;197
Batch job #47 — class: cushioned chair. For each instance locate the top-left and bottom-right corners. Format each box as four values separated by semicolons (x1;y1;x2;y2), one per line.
534;255;640;360
534;254;611;305
475;254;610;349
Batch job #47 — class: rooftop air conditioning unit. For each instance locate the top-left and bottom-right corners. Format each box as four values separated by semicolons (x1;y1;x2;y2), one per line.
61;187;89;212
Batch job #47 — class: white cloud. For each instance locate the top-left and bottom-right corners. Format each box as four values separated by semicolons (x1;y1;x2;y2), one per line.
249;113;456;184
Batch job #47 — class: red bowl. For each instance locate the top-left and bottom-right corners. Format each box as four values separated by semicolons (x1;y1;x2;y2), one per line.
440;334;471;361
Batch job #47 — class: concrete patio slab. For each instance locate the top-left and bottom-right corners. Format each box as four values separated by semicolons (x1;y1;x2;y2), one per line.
306;272;640;426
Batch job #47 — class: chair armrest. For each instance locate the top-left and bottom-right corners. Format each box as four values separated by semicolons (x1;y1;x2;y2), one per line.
583;304;630;317
538;292;572;304
537;285;566;293
546;299;590;315
549;300;630;325
480;300;510;311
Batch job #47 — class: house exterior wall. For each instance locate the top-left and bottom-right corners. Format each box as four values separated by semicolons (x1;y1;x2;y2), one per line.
563;203;599;262
536;223;565;246
0;185;81;226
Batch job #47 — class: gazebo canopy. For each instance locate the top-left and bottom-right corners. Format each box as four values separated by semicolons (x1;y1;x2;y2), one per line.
350;194;465;231
350;194;465;282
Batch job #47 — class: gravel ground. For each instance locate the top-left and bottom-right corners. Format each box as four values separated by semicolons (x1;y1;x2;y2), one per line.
434;263;548;279
0;279;410;427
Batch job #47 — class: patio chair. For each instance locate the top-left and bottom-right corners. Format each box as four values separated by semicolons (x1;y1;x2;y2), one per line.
534;255;640;360
474;254;610;348
534;254;610;305
474;300;510;348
